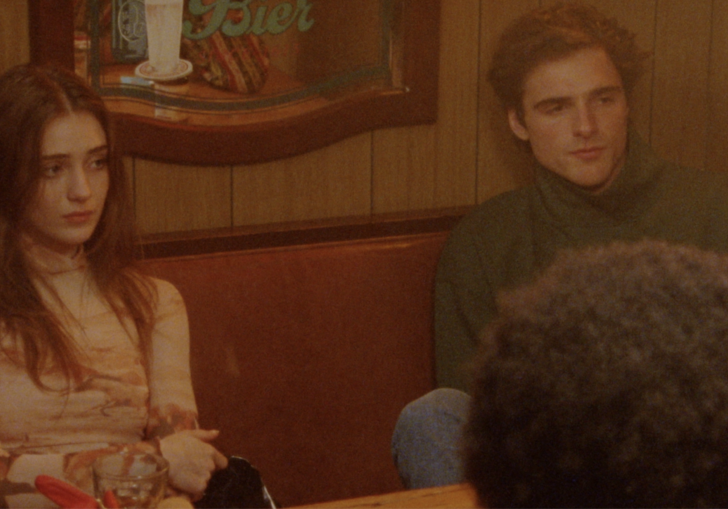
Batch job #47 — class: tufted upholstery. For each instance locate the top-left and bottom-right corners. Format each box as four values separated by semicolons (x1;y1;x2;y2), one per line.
139;227;451;506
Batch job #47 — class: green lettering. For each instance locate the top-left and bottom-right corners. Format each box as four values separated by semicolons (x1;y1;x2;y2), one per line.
297;0;314;32
183;0;315;40
249;1;267;35
265;3;295;35
221;0;253;37
183;0;230;40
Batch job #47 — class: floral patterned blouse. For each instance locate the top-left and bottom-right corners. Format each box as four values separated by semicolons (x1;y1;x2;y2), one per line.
0;241;197;508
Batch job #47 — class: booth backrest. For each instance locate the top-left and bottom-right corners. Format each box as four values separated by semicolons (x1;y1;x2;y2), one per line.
138;223;453;506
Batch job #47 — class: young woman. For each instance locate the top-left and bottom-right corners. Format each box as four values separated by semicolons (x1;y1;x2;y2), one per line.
0;64;227;508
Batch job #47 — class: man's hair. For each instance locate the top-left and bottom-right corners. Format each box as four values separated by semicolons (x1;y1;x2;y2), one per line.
464;240;728;508
488;2;650;114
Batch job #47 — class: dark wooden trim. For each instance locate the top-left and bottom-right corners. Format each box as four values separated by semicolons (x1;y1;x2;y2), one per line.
136;208;468;259
30;0;441;166
29;0;75;69
114;86;435;165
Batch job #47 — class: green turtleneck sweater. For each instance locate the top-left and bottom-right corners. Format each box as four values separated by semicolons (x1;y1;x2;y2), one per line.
435;130;728;391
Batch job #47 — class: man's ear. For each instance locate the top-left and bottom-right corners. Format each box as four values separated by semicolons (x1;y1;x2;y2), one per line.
507;109;529;141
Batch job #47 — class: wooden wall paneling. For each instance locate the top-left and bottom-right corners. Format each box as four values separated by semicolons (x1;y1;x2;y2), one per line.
371;124;437;213
134;159;233;235
232;133;372;226
371;0;480;214
706;0;728;173
476;0;539;203
430;0;480;209
0;0;29;73
650;0;712;169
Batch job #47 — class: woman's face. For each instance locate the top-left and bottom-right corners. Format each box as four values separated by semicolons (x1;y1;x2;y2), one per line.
21;111;110;257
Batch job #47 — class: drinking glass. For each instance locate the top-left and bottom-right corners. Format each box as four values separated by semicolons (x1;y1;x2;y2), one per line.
93;452;169;509
144;0;185;76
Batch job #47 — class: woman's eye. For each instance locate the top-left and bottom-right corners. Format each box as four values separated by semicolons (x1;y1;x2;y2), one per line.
41;164;63;177
89;157;108;170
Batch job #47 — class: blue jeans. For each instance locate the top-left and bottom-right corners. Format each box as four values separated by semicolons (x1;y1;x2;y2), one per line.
391;388;471;489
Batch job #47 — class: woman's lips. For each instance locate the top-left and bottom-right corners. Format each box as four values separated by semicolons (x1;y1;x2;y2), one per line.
64;211;93;224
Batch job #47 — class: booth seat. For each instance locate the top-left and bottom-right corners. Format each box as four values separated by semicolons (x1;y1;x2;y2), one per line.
138;213;461;506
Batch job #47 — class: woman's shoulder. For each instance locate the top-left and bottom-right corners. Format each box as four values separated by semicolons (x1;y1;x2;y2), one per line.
143;276;186;312
147;275;180;295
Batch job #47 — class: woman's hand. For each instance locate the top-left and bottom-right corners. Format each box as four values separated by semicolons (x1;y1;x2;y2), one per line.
158;429;229;498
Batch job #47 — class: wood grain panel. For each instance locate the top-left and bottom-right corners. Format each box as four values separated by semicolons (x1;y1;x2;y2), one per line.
650;0;712;168
372;0;479;213
0;0;30;73
134;159;232;234
706;0;728;172
371;124;437;213
477;0;539;203
232;133;372;225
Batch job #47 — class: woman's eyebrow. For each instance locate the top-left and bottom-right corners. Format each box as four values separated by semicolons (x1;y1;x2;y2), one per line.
41;144;108;160
88;144;109;155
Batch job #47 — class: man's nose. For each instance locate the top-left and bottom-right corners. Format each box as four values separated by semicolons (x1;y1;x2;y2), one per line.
574;104;597;137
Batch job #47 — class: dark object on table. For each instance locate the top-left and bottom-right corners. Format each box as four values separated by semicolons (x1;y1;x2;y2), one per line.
194;456;276;509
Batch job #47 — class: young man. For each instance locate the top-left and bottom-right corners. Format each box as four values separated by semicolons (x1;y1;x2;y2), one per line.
392;1;728;489
465;240;728;507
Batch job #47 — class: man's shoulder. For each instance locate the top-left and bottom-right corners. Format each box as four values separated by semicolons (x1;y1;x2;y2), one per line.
451;186;533;242
660;162;728;198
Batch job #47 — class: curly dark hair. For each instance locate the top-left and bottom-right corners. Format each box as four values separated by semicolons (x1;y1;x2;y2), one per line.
488;2;650;115
464;240;728;508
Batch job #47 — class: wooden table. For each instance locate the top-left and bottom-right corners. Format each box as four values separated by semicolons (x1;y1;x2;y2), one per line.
292;484;479;508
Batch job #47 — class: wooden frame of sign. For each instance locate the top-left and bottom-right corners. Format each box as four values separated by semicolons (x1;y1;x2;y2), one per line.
28;0;441;165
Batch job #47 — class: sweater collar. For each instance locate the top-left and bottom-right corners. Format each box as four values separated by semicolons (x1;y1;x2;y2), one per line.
532;128;663;227
21;235;87;275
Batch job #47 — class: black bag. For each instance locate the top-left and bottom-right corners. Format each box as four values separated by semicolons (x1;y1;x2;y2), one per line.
194;457;276;509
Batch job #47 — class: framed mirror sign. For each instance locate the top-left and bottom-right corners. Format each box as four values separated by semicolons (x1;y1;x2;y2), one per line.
29;0;441;165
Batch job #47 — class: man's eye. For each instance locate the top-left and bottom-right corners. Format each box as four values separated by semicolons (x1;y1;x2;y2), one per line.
537;102;566;115
542;104;564;115
598;94;616;104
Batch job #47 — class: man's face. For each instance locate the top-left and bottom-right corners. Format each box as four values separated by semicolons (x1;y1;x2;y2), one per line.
508;46;629;193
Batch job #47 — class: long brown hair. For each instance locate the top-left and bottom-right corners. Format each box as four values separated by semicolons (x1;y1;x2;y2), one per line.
0;64;156;390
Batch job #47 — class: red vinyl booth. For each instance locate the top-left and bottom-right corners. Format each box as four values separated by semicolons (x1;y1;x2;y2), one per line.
138;214;459;506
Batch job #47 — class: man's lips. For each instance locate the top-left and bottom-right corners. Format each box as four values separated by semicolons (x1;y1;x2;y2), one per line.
570;146;605;161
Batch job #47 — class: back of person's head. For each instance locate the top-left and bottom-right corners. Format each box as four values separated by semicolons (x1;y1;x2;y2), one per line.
464;240;728;507
488;1;650;116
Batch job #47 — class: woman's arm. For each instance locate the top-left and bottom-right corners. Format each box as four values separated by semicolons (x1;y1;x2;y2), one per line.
0;278;226;507
147;279;228;498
